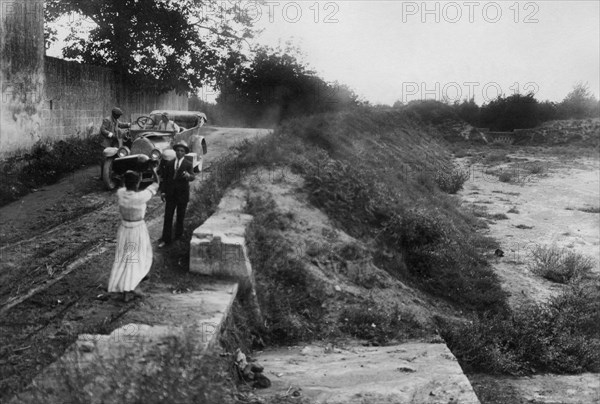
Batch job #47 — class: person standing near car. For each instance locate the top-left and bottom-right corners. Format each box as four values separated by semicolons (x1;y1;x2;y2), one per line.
108;168;160;302
99;107;131;179
157;112;180;132
158;140;194;248
101;107;131;148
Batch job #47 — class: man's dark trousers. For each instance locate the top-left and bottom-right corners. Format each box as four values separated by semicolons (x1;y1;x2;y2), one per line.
162;196;187;242
160;158;194;243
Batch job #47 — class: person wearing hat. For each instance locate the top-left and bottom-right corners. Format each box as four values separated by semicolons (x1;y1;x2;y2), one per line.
157;112;180;132
99;107;131;179
108;167;160;302
158;140;195;247
100;107;131;148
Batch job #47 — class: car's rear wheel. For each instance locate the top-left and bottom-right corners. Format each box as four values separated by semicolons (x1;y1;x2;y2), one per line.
103;158;118;190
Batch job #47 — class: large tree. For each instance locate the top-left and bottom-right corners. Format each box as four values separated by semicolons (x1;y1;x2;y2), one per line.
216;45;359;126
45;0;255;93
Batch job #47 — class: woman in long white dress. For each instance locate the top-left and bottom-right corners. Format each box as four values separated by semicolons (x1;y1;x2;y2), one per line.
108;168;160;302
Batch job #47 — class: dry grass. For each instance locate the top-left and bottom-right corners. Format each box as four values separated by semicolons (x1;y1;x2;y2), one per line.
529;245;594;284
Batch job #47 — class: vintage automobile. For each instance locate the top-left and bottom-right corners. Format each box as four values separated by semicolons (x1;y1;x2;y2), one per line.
102;110;208;190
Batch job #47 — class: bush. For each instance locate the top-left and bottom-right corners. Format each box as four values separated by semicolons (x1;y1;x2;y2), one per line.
498;171;513;183
529;245;594;283
0;136;102;207
441;281;600;375
483;151;508;165
20;137;102;186
434;169;470;194
340;301;424;344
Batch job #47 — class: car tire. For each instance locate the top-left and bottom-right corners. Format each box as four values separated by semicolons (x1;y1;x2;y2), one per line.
103;157;117;190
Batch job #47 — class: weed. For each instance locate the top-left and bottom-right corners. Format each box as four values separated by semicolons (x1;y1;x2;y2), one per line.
507;206;519;214
434;169;470;194
498;172;513;183
529;245;594;283
25;332;235;403
483;152;508;165
0;136;102;207
340;301;425;345
527;162;546;174
490;213;509;220
441;280;600;375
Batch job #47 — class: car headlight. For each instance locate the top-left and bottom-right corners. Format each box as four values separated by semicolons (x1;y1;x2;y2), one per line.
150;149;161;160
117;146;130;158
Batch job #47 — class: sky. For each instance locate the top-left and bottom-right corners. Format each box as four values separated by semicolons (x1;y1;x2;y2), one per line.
251;0;600;105
48;0;600;106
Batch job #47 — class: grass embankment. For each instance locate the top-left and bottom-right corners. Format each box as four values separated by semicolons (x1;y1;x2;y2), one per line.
221;108;599;377
215;109;508;347
0;136;102;206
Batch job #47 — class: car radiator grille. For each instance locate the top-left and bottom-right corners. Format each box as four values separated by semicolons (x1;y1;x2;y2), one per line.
131;137;154;156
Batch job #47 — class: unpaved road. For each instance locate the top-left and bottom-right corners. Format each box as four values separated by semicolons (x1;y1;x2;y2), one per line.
0;127;270;401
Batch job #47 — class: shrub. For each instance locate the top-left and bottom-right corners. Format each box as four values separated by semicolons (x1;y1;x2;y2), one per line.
0;136;102;207
498;171;513;183
340;301;424;344
527;163;546;174
483;151;508;165
529;245;594;283
434;168;470;194
441;280;600;375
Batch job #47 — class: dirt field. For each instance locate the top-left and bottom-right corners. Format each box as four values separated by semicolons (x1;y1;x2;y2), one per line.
458;147;600;404
0;127;270;401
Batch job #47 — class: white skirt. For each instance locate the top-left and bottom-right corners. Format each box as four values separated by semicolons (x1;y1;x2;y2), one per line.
107;220;153;292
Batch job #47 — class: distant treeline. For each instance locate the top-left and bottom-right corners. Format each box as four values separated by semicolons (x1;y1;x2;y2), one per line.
190;43;598;130
395;83;599;131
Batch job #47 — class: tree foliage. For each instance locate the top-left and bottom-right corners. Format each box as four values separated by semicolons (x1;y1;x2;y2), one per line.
558;82;599;119
453;97;480;127
45;0;255;93
215;45;360;126
480;93;540;131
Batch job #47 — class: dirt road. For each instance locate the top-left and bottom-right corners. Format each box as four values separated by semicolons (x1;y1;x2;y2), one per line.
0;127;270;401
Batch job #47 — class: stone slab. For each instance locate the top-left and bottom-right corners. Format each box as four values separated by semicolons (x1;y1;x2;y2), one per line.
10;283;238;404
255;343;481;404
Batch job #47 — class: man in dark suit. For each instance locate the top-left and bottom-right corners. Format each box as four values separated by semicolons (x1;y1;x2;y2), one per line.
99;107;131;179
158;140;195;247
100;107;131;148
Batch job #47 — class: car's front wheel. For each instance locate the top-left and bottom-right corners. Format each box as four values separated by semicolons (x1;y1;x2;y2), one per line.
102;157;118;190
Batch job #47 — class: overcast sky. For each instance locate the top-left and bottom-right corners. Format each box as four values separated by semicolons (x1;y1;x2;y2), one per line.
47;1;600;106
253;0;600;105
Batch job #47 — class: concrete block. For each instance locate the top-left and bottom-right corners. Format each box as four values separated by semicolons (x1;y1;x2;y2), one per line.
190;187;254;279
